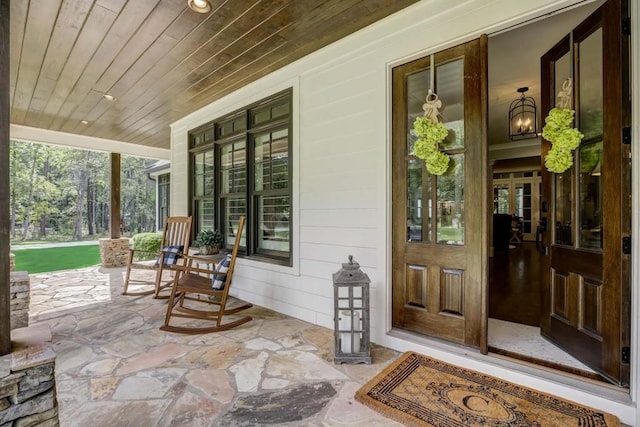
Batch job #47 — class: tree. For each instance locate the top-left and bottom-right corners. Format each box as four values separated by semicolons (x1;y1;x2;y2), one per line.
121;156;156;235
9;141;156;242
20;143;41;241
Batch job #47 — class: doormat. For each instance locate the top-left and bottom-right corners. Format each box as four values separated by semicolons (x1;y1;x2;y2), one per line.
355;351;620;426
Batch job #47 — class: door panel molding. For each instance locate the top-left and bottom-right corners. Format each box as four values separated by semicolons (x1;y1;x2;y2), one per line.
405;265;428;309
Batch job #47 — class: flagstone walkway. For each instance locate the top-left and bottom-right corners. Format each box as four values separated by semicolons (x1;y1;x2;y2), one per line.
27;266;403;427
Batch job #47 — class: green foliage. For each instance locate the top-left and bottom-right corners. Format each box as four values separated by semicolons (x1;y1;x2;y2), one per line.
13;245;100;274
194;229;223;247
413;117;449;144
412;117;450;176
424;151;450;176
9;140;158;242
132;233;162;260
544;148;574;173
542;108;584;173
543;107;575;128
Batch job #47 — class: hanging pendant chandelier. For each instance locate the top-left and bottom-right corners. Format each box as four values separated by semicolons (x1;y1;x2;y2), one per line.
508;87;538;140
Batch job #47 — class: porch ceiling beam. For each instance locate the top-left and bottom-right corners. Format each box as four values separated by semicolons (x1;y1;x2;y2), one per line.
10;124;170;160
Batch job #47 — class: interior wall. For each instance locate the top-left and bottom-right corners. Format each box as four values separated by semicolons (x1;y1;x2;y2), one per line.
170;0;637;423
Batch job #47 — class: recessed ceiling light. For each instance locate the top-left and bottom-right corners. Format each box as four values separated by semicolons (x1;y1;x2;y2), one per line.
188;0;211;13
103;94;116;101
80;120;89;124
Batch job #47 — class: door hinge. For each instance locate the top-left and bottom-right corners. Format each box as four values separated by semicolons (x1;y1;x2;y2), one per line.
622;236;631;254
622;17;631;35
622;346;630;364
622;127;631;145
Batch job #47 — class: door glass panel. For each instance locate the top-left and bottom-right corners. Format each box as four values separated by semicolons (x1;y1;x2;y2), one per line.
406;68;430;154
578;28;603;140
407;159;422;242
407;159;431;242
554;170;573;245
554;53;571;108
437;154;464;245
578;28;603;250
552;49;573;246
515;183;532;234
493;184;509;214
579;141;602;249
406;66;432;243
437;59;464;149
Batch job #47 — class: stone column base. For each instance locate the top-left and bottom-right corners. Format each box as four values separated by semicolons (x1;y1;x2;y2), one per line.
1;324;59;426
99;238;130;268
10;271;30;330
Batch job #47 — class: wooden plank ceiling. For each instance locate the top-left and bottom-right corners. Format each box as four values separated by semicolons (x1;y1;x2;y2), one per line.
9;0;418;150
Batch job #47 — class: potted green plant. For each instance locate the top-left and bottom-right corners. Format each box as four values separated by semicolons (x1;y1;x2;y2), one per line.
194;229;224;255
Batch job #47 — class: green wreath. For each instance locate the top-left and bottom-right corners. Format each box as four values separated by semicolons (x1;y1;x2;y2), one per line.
542;108;584;173
412;116;450;175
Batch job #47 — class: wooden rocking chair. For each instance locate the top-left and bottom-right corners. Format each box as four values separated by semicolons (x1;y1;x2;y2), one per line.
122;216;192;298
160;216;252;334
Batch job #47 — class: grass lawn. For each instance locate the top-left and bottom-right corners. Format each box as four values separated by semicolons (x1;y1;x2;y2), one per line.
13;245;101;274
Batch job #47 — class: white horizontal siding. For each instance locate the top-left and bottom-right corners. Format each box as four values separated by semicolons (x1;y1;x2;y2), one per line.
170;0;638;423
299;243;377;266
300;226;377;250
300;188;378;210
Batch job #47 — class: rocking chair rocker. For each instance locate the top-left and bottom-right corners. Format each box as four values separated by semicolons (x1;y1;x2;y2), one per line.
160;216;252;334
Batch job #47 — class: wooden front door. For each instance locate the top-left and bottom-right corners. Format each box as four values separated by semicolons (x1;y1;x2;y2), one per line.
540;0;630;386
392;37;488;350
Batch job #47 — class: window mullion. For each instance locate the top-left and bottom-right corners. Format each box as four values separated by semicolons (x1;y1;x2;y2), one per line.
247;130;254;256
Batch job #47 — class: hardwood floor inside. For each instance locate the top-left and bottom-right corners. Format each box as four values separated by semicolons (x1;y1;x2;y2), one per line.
489;241;541;327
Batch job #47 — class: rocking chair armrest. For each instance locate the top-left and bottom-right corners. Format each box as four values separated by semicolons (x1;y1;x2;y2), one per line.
172;264;215;275
128;248;159;255
174;254;230;276
186;253;227;262
160;247;186;255
182;254;226;266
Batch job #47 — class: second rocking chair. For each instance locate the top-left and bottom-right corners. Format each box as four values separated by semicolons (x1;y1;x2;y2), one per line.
160;216;252;334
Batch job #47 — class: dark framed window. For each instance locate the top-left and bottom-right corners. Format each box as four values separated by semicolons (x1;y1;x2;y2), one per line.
157;173;170;230
189;89;292;265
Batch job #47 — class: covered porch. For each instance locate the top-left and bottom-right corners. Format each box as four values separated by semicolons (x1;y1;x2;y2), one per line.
2;0;640;425
27;266;399;426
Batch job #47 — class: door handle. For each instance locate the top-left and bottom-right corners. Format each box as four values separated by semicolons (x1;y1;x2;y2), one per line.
536;217;548;255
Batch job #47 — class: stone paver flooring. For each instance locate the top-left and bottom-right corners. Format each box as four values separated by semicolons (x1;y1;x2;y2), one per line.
28;266;404;427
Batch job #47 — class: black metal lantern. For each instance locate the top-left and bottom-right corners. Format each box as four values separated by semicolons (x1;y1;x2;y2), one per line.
333;255;371;364
508;87;538;140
